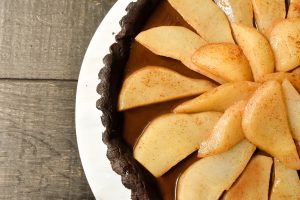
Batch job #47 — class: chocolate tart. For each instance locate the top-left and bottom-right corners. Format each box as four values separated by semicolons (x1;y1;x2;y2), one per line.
96;0;300;199
97;1;162;199
96;0;209;199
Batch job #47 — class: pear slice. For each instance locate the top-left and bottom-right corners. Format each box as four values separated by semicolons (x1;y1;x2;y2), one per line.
118;66;215;111
270;159;300;200
293;67;300;74
214;0;253;26
134;112;222;177
242;80;300;170
168;0;234;43
282;79;300;142
135;26;206;65
269;19;300;72
257;72;300;91
232;23;275;81
174;81;259;113
288;0;300;19
135;26;226;83
296;141;300;155
192;43;253;82
251;0;286;37
198;101;246;157
177;140;255;200
223;155;273;200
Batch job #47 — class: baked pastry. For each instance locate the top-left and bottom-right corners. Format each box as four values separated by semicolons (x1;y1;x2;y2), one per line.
98;1;162;199
98;0;300;199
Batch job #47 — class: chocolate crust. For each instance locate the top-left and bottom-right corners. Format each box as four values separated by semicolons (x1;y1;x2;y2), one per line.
96;0;162;199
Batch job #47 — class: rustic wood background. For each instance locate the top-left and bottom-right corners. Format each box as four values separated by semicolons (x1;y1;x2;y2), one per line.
0;0;117;199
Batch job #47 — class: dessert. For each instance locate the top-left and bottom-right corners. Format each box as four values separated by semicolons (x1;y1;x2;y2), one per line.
269;19;300;72
198;101;246;157
282;79;300;141
251;0;286;37
134;112;222;177
136;26;225;83
118;66;215;111
191;43;253;82
288;0;300;19
174;81;259;113
98;0;300;199
168;0;234;43
270;159;300;199
242;80;300;169
231;23;275;81
257;72;300;90
223;155;273;200
214;0;253;26
177;140;255;200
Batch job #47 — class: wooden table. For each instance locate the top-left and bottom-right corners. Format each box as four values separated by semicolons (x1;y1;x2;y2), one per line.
0;0;117;199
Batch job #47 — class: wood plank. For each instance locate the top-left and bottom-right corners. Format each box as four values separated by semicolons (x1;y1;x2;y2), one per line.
0;80;94;199
0;0;117;80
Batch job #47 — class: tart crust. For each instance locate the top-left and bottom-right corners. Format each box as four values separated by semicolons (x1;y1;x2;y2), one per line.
96;0;162;199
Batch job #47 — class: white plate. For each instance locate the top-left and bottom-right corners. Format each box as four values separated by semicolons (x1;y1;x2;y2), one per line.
75;1;133;199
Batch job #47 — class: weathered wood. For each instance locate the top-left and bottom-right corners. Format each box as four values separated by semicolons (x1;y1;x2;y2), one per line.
0;80;94;200
0;0;117;80
0;0;118;199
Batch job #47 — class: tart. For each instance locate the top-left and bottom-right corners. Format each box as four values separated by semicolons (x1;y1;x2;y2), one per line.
97;0;300;199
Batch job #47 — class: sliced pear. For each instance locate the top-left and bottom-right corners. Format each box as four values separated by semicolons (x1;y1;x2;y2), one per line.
118;66;215;111
223;155;273;200
224;155;273;200
296;141;300;155
177;140;255;200
214;0;253;26
198;101;246;157
242;80;300;169
251;0;286;37
282;79;300;142
192;43;253;82
135;26;226;83
135;26;206;65
232;23;275;81
257;72;300;91
293;67;300;74
134;112;222;177
269;19;300;72
270;159;300;200
174;81;259;113
288;0;300;19
168;0;234;43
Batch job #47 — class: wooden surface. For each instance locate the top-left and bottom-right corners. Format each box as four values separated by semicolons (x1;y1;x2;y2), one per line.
0;0;117;199
0;0;116;80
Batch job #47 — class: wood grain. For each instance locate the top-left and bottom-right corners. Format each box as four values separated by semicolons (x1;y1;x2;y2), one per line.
0;0;117;80
0;80;96;200
0;0;118;199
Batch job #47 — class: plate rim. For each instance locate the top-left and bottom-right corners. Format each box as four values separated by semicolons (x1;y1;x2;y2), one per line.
75;1;132;199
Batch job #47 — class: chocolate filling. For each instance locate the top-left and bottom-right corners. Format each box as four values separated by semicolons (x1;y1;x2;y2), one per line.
98;0;202;199
97;0;162;199
122;1;206;200
98;0;299;199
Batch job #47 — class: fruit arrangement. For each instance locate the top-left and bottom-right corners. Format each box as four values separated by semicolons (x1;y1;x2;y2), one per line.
118;0;300;199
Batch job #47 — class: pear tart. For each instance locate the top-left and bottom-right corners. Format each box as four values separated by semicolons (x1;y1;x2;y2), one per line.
98;0;300;199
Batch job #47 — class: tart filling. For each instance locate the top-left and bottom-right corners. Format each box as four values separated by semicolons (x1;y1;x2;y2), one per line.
99;0;300;199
